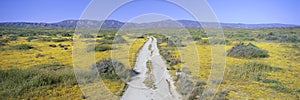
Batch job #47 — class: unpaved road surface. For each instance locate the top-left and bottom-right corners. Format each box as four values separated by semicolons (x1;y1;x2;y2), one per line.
121;37;182;100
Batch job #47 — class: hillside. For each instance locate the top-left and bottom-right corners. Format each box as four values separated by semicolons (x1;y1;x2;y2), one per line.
0;20;298;29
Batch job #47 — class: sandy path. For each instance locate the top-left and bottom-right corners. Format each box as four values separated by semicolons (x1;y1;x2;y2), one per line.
121;37;182;100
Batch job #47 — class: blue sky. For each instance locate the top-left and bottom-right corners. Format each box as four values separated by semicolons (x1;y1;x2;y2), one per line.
0;0;299;25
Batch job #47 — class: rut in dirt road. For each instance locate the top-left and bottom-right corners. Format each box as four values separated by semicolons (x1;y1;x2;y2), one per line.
121;37;182;100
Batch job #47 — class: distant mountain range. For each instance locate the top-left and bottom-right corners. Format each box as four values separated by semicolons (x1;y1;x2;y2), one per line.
0;19;298;29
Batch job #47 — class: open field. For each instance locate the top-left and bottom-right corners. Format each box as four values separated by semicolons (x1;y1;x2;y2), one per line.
0;26;299;99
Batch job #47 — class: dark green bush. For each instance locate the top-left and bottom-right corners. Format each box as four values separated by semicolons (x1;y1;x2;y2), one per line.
227;43;269;58
10;44;34;50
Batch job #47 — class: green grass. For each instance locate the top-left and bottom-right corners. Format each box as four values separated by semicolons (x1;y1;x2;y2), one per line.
268;84;291;93
229;61;282;81
262;79;279;83
86;44;113;52
52;38;71;42
10;44;34;50
0;62;77;98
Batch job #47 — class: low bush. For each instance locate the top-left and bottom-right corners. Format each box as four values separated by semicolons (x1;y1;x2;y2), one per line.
91;58;137;81
279;35;299;42
79;34;94;38
227;43;269;58
26;36;37;42
167;37;185;47
52;38;71;42
10;44;34;50
113;35;127;43
6;36;18;41
86;44;113;52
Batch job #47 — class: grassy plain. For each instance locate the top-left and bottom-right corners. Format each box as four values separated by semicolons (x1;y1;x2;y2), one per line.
0;26;299;99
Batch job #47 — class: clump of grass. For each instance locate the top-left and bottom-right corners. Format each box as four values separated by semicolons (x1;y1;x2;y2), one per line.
268;84;291;93
79;34;94;38
197;39;231;45
279;35;299;42
159;47;181;66
229;61;282;81
26;36;38;42
113;35;127;43
167;39;185;47
0;62;77;98
262;79;278;83
37;37;52;42
6;36;18;41
52;38;71;42
227;43;269;58
10;44;34;50
86;44;113;52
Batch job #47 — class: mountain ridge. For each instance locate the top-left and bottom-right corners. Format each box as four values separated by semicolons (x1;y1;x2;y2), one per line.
0;19;298;29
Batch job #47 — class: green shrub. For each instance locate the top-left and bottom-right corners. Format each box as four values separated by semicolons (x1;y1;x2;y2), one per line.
227;43;269;58
10;44;34;50
0;62;77;98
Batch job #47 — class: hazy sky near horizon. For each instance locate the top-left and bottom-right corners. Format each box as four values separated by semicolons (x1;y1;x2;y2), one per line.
0;0;299;25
